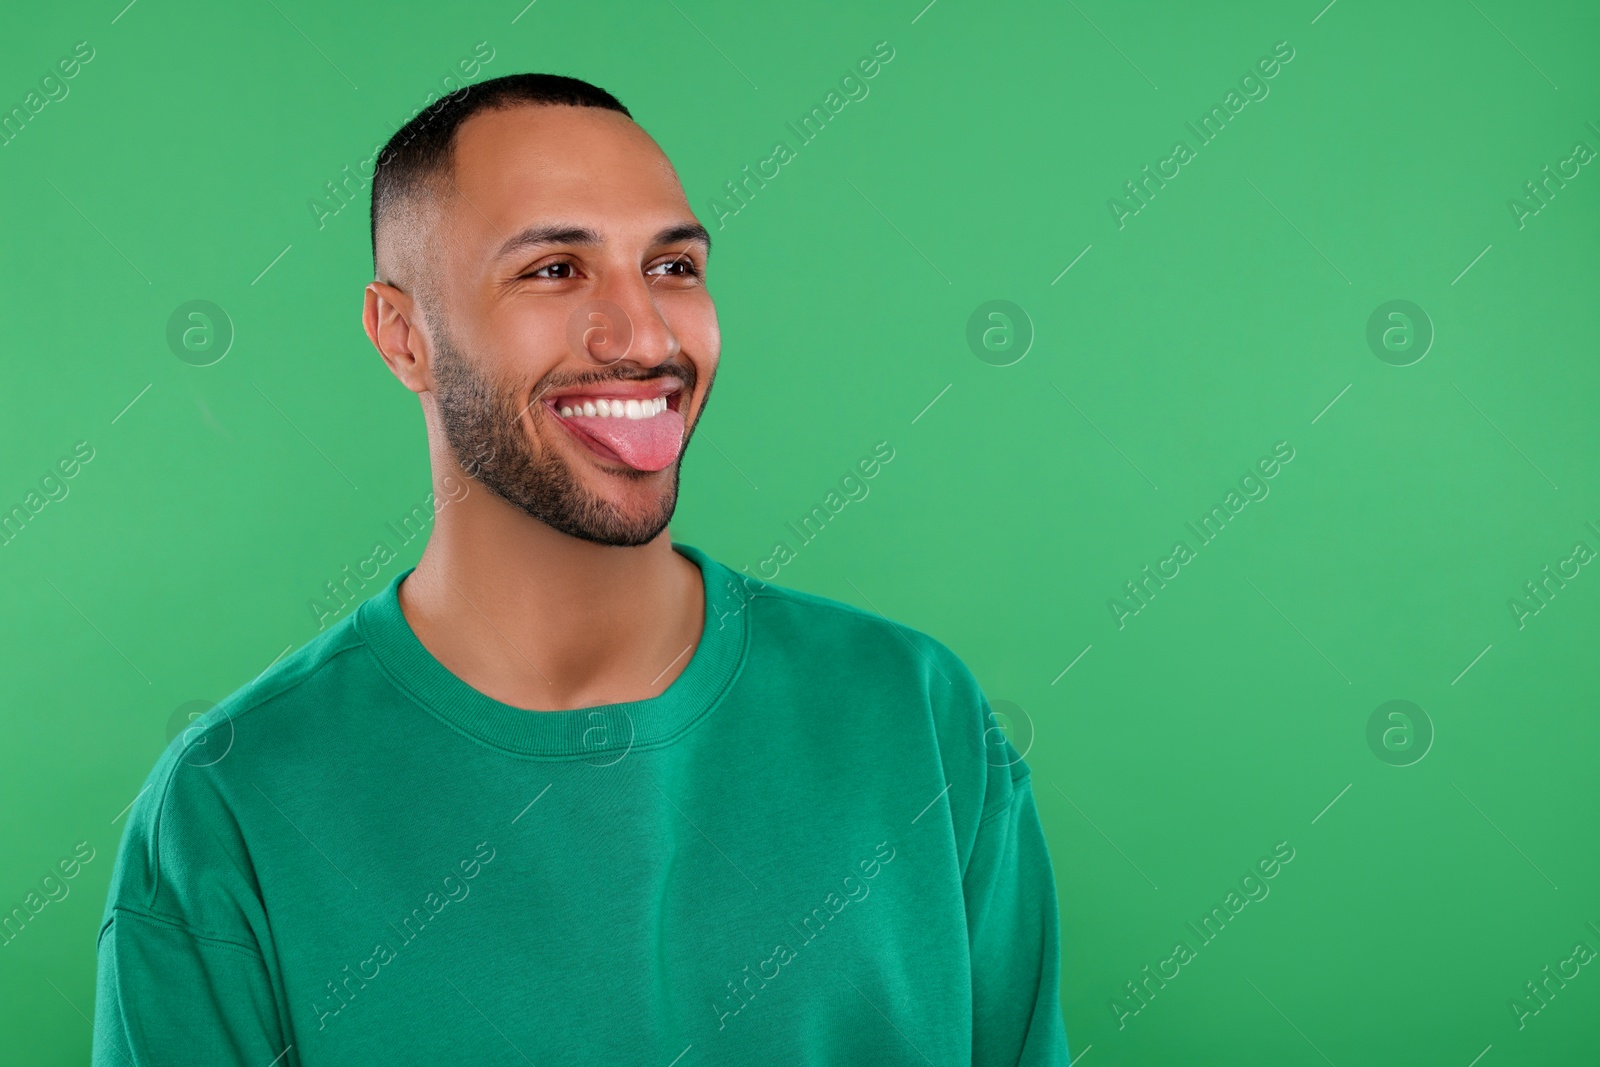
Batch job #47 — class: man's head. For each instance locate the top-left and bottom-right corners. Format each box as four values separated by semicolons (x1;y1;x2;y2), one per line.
362;73;718;547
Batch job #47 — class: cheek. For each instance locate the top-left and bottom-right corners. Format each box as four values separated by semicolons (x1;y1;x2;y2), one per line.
685;296;719;352
675;297;720;373
491;303;572;376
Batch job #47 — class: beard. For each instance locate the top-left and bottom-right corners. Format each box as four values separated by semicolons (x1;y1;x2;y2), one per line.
429;323;703;547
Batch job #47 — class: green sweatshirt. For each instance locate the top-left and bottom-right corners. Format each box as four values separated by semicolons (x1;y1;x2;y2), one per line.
93;542;1069;1065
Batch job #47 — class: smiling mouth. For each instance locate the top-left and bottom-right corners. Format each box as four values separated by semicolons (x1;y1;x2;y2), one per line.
541;385;687;472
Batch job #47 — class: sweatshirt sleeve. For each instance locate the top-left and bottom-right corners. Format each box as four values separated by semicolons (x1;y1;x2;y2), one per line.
918;637;1072;1065
94;907;293;1066
91;732;295;1067
964;771;1072;1065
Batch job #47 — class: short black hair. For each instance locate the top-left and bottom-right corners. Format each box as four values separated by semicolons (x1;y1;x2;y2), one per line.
369;72;631;274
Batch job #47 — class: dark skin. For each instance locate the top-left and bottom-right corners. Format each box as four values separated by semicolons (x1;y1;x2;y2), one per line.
361;104;719;711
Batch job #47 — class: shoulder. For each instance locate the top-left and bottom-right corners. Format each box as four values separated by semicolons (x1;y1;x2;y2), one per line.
102;612;372;925
735;564;978;694
732;566;1030;857
702;552;1030;822
166;608;373;779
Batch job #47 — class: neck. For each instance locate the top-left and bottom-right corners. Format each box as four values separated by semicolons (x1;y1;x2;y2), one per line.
397;471;703;712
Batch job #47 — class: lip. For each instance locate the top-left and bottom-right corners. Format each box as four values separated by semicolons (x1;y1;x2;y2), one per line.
541;378;685;407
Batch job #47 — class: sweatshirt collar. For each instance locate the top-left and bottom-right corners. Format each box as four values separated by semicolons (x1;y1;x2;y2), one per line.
356;541;750;759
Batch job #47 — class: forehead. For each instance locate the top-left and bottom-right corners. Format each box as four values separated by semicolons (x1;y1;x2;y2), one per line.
446;104;690;242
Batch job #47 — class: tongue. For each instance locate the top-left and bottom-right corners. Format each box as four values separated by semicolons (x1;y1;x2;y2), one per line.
565;409;686;472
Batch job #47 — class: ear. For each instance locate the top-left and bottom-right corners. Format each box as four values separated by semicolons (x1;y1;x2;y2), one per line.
364;281;430;394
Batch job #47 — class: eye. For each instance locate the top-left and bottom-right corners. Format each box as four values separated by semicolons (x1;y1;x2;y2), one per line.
648;255;701;279
522;261;577;280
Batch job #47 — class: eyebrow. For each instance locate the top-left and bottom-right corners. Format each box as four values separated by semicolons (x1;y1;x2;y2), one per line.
493;222;711;261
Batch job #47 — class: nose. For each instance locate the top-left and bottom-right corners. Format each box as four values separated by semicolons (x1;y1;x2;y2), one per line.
573;271;680;371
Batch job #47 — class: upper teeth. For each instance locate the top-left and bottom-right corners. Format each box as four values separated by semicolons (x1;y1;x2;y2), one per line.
558;396;669;419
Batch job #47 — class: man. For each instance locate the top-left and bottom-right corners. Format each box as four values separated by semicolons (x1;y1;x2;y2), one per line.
93;73;1069;1064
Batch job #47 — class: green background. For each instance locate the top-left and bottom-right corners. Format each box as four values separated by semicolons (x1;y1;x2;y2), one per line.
2;0;1597;1062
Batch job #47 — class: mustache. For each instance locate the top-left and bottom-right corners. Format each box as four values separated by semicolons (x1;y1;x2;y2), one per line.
531;361;697;404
